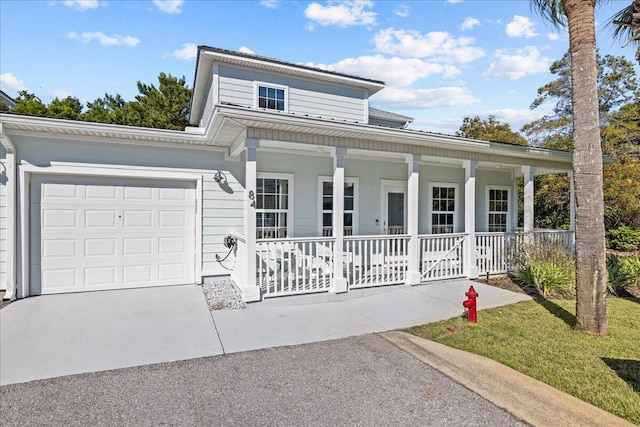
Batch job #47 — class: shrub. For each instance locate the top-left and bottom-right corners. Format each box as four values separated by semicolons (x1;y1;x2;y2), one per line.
607;226;640;252
515;261;575;298
607;255;633;296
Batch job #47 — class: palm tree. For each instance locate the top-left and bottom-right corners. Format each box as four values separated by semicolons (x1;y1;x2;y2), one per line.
609;0;640;64
530;0;607;335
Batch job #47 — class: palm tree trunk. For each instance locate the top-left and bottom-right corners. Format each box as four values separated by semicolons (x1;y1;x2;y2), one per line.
564;0;608;335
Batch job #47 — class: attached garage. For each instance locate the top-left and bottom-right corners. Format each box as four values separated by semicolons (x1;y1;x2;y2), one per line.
29;174;197;295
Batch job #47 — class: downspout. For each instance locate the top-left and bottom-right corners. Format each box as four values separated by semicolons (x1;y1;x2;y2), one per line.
0;122;17;300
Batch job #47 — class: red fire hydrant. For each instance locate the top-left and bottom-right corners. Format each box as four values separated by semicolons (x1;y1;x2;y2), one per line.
463;286;479;323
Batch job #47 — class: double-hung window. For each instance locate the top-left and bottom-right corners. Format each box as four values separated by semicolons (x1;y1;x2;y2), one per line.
256;83;287;112
319;178;358;236
256;174;293;238
487;187;510;232
430;184;457;234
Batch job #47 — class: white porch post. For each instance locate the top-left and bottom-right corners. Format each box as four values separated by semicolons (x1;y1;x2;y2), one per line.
242;138;261;302
464;160;479;279
522;166;536;234
331;148;348;293
406;155;421;285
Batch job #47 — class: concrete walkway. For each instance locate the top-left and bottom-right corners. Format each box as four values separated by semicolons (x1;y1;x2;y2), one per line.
1;279;528;385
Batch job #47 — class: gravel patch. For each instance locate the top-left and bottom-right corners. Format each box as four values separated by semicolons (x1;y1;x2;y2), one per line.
202;277;247;310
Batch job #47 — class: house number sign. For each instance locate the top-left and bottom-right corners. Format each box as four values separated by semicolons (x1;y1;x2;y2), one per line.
249;190;256;208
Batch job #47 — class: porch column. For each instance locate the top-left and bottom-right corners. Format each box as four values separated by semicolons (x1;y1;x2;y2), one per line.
331;148;348;293
406;155;421;285
242;138;261;302
522;166;536;233
464;160;479;279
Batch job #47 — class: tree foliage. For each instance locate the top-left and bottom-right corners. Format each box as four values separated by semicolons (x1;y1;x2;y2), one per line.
456;115;528;146
523;52;638;148
3;73;192;131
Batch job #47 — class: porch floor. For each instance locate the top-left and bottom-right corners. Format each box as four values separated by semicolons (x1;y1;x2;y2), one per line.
211;279;531;354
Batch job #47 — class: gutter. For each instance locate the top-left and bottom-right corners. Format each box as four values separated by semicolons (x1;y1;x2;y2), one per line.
0;122;17;300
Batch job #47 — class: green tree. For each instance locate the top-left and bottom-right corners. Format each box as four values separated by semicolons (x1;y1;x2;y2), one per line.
523;52;638;148
531;0;607;335
84;93;137;126
10;91;47;117
47;96;83;120
129;73;191;130
456;115;528;146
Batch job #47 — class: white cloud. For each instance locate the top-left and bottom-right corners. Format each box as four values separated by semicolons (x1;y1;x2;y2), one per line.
394;5;409;18
304;1;376;27
483;46;551;80
547;32;560;41
238;46;256;55
371;86;480;109
373;28;484;63
172;43;197;60
313;55;460;86
460;17;480;31
260;0;281;8
51;89;73;99
67;31;140;47
0;72;27;93
152;0;183;14
62;0;100;10
446;0;463;3
505;15;538;38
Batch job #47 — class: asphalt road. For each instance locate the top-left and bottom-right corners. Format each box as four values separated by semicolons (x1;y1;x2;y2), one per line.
0;335;528;426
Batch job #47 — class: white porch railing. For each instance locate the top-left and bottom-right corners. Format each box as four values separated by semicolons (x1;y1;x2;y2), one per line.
344;235;409;289
256;237;334;298
476;230;575;275
419;233;467;281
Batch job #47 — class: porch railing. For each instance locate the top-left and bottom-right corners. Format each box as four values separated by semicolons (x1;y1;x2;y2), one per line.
344;235;409;289
419;233;467;281
257;237;334;298
476;230;575;275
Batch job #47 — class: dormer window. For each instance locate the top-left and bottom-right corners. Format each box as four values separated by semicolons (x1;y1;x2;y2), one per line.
255;82;287;111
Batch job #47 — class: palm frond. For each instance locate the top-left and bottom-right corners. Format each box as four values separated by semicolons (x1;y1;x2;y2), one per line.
530;0;567;27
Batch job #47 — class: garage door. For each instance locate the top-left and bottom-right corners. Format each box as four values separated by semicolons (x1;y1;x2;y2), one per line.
31;175;196;294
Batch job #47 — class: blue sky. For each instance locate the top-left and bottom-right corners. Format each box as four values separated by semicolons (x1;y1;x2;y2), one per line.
1;0;636;134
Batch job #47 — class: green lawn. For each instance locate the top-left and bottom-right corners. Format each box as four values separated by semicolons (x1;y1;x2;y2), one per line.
409;297;640;424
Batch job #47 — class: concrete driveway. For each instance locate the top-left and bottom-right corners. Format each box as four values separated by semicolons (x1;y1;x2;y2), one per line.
0;285;223;385
1;279;530;385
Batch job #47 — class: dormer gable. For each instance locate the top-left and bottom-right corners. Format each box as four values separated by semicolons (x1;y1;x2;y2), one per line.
190;46;385;128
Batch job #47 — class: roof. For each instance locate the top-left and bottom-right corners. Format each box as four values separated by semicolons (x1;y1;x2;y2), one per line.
0;90;16;107
190;45;386;125
369;107;414;124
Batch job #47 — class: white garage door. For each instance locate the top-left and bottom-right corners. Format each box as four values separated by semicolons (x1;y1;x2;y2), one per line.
31;175;196;294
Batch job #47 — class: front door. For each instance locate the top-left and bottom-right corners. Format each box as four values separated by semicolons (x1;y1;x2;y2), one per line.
382;182;407;235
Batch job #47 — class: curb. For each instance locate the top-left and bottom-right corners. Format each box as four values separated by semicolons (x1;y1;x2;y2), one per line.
380;331;635;427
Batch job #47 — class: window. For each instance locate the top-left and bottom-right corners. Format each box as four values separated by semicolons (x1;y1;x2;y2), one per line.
256;83;286;111
319;178;358;236
430;184;457;234
488;187;510;232
256;174;293;238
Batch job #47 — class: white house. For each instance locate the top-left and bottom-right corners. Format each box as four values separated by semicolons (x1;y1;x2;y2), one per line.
0;46;577;302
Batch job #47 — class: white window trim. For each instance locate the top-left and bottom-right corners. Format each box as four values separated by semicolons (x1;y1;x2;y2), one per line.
317;176;359;236
486;185;512;232
254;81;289;113
428;182;460;234
256;172;295;238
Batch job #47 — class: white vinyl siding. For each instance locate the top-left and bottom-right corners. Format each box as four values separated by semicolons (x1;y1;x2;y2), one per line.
12;135;244;278
217;65;366;122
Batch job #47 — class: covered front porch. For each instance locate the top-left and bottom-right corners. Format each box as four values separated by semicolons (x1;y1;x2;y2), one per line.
226;132;576;301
